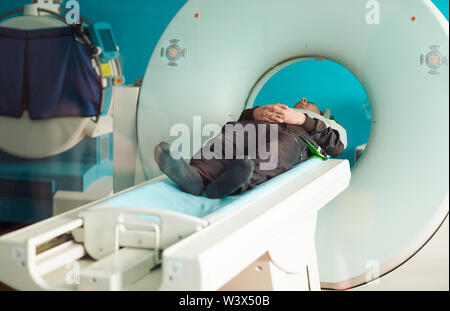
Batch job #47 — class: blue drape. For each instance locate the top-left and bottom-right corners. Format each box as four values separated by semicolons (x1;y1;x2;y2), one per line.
0;27;26;118
0;26;101;119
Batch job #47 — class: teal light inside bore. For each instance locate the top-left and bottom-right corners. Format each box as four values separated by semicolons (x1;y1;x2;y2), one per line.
254;59;371;167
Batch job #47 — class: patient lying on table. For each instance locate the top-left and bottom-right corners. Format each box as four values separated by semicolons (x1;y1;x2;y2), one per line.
155;98;345;199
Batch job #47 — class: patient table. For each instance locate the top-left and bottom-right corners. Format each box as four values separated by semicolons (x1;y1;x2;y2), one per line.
0;157;349;290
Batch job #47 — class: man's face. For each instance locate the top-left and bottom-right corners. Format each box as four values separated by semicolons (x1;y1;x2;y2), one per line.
294;97;321;114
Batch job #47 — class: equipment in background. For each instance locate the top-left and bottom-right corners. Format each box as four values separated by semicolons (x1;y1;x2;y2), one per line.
0;0;124;223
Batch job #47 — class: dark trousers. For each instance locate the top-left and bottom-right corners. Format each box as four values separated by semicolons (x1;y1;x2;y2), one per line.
189;122;309;195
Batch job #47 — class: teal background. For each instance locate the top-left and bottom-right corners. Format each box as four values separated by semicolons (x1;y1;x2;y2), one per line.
253;59;370;165
0;0;448;166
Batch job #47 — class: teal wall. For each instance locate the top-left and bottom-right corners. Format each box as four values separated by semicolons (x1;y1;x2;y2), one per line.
434;0;449;18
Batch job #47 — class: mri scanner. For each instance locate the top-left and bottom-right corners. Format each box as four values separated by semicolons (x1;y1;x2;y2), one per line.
0;0;448;290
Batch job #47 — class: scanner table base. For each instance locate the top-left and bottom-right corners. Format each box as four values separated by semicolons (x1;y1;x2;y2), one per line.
0;159;350;290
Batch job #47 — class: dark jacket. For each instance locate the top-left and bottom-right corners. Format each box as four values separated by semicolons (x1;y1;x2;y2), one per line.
238;106;345;159
190;106;345;192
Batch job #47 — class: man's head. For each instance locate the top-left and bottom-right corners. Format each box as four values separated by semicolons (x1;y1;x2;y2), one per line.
294;97;321;115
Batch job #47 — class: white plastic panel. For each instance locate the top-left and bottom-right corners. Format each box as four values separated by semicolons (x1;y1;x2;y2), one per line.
137;0;449;287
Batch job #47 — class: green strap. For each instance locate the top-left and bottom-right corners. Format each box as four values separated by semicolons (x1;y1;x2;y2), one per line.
289;131;328;161
303;139;328;161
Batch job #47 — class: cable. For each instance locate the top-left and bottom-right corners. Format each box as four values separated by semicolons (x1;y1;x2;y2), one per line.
0;8;24;21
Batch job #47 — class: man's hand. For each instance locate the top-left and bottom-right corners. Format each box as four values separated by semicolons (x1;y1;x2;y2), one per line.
253;104;307;125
